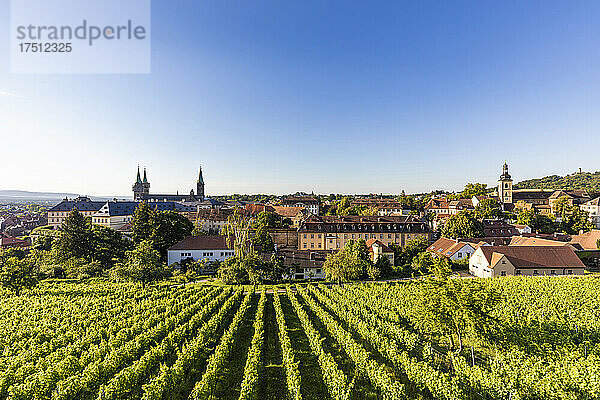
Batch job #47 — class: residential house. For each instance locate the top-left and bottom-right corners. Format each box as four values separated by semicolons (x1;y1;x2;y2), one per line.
92;201;138;230
580;198;600;228
366;239;395;265
469;245;585;278
427;237;477;261
167;235;235;266
282;195;320;215
448;199;474;215
351;199;412;216
277;248;328;280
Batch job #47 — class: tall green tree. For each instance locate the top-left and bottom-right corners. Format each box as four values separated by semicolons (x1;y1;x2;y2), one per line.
149;211;194;260
441;211;484;239
474;198;504;220
111;240;169;287
91;225;133;268
55;208;93;261
131;202;154;244
323;239;371;283
0;256;38;295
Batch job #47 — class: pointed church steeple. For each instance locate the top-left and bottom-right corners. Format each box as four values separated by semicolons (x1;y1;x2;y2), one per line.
136;166;142;184
197;166;205;200
198;166;204;185
143;168;148;183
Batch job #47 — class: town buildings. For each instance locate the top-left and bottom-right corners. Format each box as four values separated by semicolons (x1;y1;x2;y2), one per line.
350;198;411;216
282;195;320;215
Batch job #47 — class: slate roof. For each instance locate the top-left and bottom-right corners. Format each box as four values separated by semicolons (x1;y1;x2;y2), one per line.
48;197;105;212
299;214;429;234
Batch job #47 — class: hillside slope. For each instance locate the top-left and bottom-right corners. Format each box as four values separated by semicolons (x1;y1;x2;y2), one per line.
515;172;600;192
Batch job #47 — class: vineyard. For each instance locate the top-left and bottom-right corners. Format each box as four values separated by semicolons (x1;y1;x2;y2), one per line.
1;277;600;400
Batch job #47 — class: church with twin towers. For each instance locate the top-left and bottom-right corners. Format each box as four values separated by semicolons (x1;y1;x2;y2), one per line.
132;166;205;202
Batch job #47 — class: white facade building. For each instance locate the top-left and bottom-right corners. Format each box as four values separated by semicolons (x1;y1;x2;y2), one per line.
581;198;600;229
167;236;235;266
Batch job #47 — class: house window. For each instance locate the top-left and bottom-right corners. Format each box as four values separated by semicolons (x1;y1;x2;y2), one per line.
318;243;322;248
500;271;506;276
551;270;556;275
516;270;521;275
311;234;314;239
303;243;307;248
501;260;506;264
568;270;573;275
533;270;538;276
457;253;462;259
311;243;314;248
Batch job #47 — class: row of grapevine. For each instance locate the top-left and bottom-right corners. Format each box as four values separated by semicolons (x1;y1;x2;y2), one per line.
296;286;405;400
272;289;302;400
98;288;236;400
139;288;244;400
3;288;194;400
238;289;267;400
285;287;352;400
188;290;254;399
308;284;463;400
48;288;223;400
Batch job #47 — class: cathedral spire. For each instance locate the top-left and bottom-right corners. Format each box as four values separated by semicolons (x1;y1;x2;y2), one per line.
198;166;204;185
143;167;148;183
136;166;142;184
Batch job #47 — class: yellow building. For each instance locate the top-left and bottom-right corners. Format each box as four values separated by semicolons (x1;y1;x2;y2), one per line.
298;215;430;251
47;196;105;229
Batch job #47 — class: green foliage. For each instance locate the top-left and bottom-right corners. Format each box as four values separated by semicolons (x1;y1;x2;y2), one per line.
0;254;38;295
110;240;170;286
516;208;556;234
148;211;194;260
441;210;484;238
91;225;132;268
55;209;93;261
131;204;193;261
217;250;265;284
408;278;499;352
474;198;504;220
515;171;600;191
323;239;371;282
448;183;489;200
559;205;594;235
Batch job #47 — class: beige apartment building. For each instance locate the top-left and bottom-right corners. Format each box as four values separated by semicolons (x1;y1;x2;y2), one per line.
47;196;105;229
297;215;430;251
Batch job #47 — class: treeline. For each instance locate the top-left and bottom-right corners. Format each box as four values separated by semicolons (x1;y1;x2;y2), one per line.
515;171;600;192
0;202;195;293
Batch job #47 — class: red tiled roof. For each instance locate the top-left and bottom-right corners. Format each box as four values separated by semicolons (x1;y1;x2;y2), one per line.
480;246;584;269
168;235;233;251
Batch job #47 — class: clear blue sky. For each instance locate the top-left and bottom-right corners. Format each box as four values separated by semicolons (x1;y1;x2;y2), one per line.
1;1;600;196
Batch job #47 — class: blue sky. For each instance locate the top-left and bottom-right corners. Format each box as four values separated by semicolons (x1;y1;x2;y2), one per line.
1;1;600;196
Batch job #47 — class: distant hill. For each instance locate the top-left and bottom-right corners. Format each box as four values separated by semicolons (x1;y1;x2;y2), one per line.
0;190;113;202
514;171;600;192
